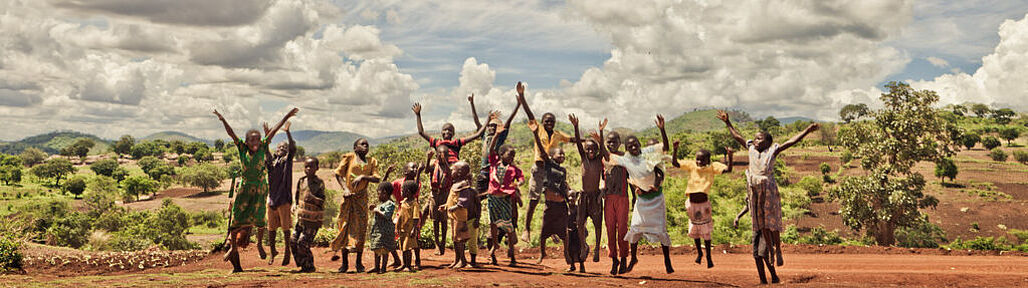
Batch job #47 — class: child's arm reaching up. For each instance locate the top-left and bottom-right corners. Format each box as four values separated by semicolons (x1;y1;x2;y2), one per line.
528;120;549;162
469;94;482;130
776;123;820;155
412;103;431;142
213;109;239;142
723;147;734;173
597;119;609;161
656;114;670;152
569;114;586;161
671;141;682;168
266;108;299;141
717;110;748;148
515;82;535;122
460;111;495;143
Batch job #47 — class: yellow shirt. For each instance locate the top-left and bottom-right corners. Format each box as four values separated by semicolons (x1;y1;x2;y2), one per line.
528;119;571;163
678;161;728;194
334;152;379;195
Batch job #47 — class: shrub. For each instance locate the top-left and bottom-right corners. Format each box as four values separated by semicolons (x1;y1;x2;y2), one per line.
18;148;47;167
122;175;158;201
31;158;75;187
190;210;223;229
982;136;1001;150
45;212;91;248
786;226;844;245
796;176;822;197
947;236;1011;251
840;150;853;166
313;227;338;247
0;236;23;271
933;158;958;182
63;175;88;198
83;176;121;217
89;159;119;177
179;163;227;193
895;217;947;248
0;165;22;185
988;148;1008;162
1008;229;1028;244
1013;150;1028;165
961;133;980;150
106;232;153;251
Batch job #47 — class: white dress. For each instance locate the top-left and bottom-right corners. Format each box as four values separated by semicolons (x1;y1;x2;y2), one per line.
612;145;673;246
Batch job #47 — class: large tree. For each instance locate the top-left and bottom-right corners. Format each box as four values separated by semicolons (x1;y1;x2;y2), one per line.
18;147;47;167
60;138;95;160
831;82;955;246
839;103;870;123
138;156;174;180
998;126;1021;145
31;158;76;187
89;159;120;177
179;163;227;193
122;175;158;201
113;135;135;156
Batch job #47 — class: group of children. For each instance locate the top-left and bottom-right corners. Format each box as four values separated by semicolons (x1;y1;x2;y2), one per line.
213;82;820;285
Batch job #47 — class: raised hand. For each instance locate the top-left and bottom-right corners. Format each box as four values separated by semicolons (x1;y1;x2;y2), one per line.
527;120;539;133
386;165;396;176
716;110;730;123
655;114;666;130
568;114;579;127
598;118;608;132
516;82;525;96
467;93;475;104
589;131;602;143
807;123;821;132
263;122;271;135
283;121;291;132
287;107;300;118
489;110;500;120
213;109;224;119
412;103;422;115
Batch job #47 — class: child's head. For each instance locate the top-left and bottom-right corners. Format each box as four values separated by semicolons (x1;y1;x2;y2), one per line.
403;161;418;179
353;138;370;156
435;145;450;163
754;131;773;152
377;183;393;202
499;144;516;165
695;149;712;167
244;129;262;154
402;180;418;200
275;142;289;157
486;116;503;136
451;161;471;181
583;139;599;160
568;190;580;208
625;135;641;156
549;146;566;164
303;156;319;176
441;123;455;140
541;113;556;132
606;131;622;153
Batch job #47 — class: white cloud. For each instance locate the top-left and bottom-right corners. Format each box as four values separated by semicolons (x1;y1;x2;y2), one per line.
926;56;950;68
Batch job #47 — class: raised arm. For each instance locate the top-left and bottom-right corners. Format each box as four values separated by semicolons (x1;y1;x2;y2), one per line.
527;120;549;162
515;82;535;121
671;141;681;168
412;103;431;142
597;119;609;161
503;101;521;129
777;123;820;154
381;165;395;184
724;147;734;173
717;110;748;147
460;110;494;143
266;108;299;141
285;122;296;157
656;114;670;152
213;109;240;142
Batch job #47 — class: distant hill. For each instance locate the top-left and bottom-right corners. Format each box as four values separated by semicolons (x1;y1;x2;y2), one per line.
142;131;213;145
270;130;371;154
0;131;110;155
636;109;753;139
777;116;816;124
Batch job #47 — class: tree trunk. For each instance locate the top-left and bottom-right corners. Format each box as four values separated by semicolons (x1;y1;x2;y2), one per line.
874;220;896;246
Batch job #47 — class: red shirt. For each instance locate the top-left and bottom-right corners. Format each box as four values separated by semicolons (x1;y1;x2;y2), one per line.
429;137;467;163
488;154;524;196
391;179;421;202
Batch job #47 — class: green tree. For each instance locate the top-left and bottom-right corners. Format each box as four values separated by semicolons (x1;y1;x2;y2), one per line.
295;145;306;158
839;103;870;123
111;167;128;183
213;139;226;151
63;176;87;198
185;142;208;155
831;82;951;245
129;141;165;159
170;140;186;155
138;156;174;180
179;163;227;193
83;176;120;217
89;158;119;177
988;148;1008;162
755;116;781;133
0;165;22;185
961;133;980;150
60;138;95;160
31;158;75;187
982;136;1001;150
707;130;742;156
193;148;213;162
122;175;158;201
969;103;991;118
18;147;47;167
934;158;958;183
112;135;134;156
998;127;1021;145
991;108;1015;124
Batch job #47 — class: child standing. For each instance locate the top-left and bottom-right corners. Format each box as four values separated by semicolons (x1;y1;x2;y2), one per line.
291;157;325;273
469;92;521;252
565;191;588;273
611;115;674;274
485;132;524;266
265;121;296;266
598;128;631;275
527;120;574;272
395;178;423;272
671;143;734;268
331;138;383;273
368;184;398;274
439;161;475;269
717;110;818;284
213;107;298;273
569;114;605;263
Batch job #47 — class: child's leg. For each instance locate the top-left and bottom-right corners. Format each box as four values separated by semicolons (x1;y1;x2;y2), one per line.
257;227;267;259
454;242;467;269
337;250;349;273
705;239;714;268
507;230;518;266
591;210;602;263
662;245;674;274
562;235;575;272
414;248;422;269
391;250;401;268
625;242;639;273
281;227;292;266
694;238;703;264
755;257;768;284
536;234;547;264
523;199;539;242
370;253;381;273
773;231;783;266
489;224;499;264
267;227;278;264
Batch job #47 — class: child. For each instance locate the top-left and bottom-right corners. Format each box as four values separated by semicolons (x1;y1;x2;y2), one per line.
330;138;383;273
389;152;433;271
485;136;525;267
598;128;630;275
610;115;674;274
527;120;573;271
413;101;488;255
569;114;605;263
395;178;423;272
470;93;520;251
213;107;298;273
515;82;579;243
368;184;398;274
264;121;296;266
565;191;588;273
717;110;819;284
438;161;475;269
671;143;734;268
426;145;454;255
291;157;325;273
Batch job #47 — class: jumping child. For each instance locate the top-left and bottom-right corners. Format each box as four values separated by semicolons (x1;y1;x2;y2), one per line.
368;182;398;274
569;114;605;263
413;102;488;255
527;120;574;271
291;157;325;273
485;135;525;266
438;161;475;269
717;110;819;284
598;125;631;275
469;92;521;252
671;142;734;268
609;115;674;274
213;107;298;273
330;138;382;273
264;121;296;266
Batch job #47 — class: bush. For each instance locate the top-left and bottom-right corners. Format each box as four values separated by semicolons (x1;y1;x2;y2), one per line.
982;136;1001;150
90;159;119;177
840;150;853;166
122;175;158;201
63;175;87;198
106;232;153;252
45;212;92;248
1013;150;1028;164
988;148;1008;162
961;133;980;150
18;148;47;167
190;210;224;229
313;227;338;247
895;218;947;248
0;165;22;185
179;163;227;193
83;176;121;218
1007;229;1028;244
933;158;958;182
947;236;1012;251
0;236;23;271
796;176;822;197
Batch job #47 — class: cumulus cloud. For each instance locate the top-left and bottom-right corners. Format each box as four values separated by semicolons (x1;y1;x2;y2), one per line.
911;13;1028;110
50;0;275;27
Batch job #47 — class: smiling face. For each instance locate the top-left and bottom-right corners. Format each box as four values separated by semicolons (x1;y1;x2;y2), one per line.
486;123;498;135
754;132;772;152
695;150;711;167
377;185;392;202
606;132;622;153
550;147;566;164
625;136;641;156
275;142;289;157
441;123;455;140
353;138;369;156
404;162;418;179
500;145;516;165
584;140;599;160
541;113;556;132
244;130;261;153
451;161;470;181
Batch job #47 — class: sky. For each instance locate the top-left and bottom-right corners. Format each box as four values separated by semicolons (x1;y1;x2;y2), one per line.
1;0;1028;141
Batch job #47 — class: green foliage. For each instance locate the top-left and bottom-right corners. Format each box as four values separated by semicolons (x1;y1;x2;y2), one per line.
98;200;198;251
991;108;1016;124
829;171;938;245
982;136;1001;150
969;103;991;118
295;145;306;158
89;158;120;177
138;156;175;180
839;103;870;123
60;138;96;159
63;175;87;198
0;236;23;271
988;148;1008;162
83;176;121;218
894;217;947;248
185;142;208;155
170;140;186;155
318;151;342;168
754;116;781;133
213;139;226;151
313;227;338;247
707;130;742;155
961;133;980;150
122;175;158;201
933;158;958;182
0;164;22;185
796;176;822;197
45;212;91;248
1013;150;1028;164
176;155;190;166
130;141;166;159
189;210;224;229
113;135;134;156
998;126;1021;144
946;236;1012;251
222;145;238;163
840;150;853;166
193;148;213;162
1007;229;1028;244
31;158;75;186
18;148;47;167
789;226;844;245
179;163;226;193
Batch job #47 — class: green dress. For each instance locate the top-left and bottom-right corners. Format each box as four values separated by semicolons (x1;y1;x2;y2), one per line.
229;137;270;230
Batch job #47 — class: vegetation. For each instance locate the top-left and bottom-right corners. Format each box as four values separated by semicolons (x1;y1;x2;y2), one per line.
988;148;1008;162
998;127;1020;145
960;133;980;150
982;136;1001;150
18;148;47;167
90;159;120;177
839;103;870;123
179;163;226;193
30;158;75;187
934;158;958;183
0;235;22;272
1013;150;1028;164
138;156;175;181
123;176;158;201
59;138;95;160
62;176;87;198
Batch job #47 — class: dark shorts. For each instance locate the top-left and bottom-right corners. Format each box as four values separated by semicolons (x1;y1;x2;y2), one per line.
577;191;603;224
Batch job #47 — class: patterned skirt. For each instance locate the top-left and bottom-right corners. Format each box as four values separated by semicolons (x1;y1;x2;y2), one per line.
488;194;515;233
230;180;268;230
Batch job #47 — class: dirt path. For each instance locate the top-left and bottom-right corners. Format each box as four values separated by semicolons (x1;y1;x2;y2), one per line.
5;246;1027;287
